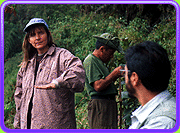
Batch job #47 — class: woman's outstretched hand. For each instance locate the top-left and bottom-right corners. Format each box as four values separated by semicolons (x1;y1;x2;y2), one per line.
35;83;56;89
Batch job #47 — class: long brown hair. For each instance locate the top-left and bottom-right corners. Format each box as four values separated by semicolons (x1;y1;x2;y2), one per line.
22;24;55;66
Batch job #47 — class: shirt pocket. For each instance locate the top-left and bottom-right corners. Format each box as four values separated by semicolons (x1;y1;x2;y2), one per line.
22;70;34;89
44;67;52;81
38;62;58;85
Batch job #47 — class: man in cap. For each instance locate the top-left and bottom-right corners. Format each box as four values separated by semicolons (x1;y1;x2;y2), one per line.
83;33;124;129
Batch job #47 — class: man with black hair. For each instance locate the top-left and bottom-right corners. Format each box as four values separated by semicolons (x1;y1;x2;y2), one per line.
124;41;176;129
83;33;124;129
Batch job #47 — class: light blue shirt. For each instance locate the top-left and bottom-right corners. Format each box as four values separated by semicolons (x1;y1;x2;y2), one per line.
129;89;176;129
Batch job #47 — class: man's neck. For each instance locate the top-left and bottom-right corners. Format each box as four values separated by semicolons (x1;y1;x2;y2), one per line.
92;49;101;59
136;86;160;106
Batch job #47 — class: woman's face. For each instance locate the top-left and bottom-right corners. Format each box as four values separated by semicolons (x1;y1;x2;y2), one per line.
28;26;49;54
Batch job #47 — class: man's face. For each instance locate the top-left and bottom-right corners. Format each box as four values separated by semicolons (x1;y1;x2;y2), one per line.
126;80;136;97
101;48;115;63
125;65;136;97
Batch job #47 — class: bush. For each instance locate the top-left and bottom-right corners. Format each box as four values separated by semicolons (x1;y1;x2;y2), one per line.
4;7;176;129
4;52;23;129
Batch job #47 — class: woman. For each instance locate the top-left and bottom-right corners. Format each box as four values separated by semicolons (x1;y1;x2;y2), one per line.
13;18;85;129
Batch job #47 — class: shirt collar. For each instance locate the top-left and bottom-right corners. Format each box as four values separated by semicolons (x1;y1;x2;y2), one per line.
132;89;170;123
45;45;56;56
91;53;106;66
29;45;56;63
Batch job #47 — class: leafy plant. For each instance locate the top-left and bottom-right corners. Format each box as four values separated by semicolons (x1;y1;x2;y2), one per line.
4;4;176;129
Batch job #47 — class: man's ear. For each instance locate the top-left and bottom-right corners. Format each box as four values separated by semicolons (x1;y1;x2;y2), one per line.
130;72;141;87
99;46;105;52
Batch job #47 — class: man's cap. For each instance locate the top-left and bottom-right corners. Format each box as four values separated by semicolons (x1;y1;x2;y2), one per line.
93;33;122;53
23;18;49;32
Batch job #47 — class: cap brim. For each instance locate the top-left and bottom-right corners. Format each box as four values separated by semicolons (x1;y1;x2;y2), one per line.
93;35;122;53
23;23;47;33
117;45;123;53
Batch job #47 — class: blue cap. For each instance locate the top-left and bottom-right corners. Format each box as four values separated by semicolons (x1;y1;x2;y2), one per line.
23;18;49;32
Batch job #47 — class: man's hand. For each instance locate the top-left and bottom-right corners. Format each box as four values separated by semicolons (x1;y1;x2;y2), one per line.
113;66;125;78
93;66;124;92
35;83;56;89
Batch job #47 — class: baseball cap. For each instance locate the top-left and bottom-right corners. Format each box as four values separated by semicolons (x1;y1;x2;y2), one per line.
93;33;122;53
23;18;49;32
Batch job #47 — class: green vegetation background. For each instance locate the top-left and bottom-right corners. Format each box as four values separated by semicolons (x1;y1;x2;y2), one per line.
3;4;176;129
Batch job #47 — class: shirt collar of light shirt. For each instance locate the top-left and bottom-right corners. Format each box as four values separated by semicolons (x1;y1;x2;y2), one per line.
129;89;170;128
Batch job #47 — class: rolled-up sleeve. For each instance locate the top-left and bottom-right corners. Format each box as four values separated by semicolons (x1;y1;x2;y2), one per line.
55;49;85;93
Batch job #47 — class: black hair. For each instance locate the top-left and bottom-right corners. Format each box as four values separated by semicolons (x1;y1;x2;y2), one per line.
125;41;171;92
95;40;112;50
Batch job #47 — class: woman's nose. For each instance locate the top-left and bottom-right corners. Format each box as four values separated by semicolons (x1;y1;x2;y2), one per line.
35;34;41;40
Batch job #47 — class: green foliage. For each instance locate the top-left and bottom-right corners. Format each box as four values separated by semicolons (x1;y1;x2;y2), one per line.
75;93;90;129
4;52;23;128
4;22;23;60
51;12;124;61
4;4;176;129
